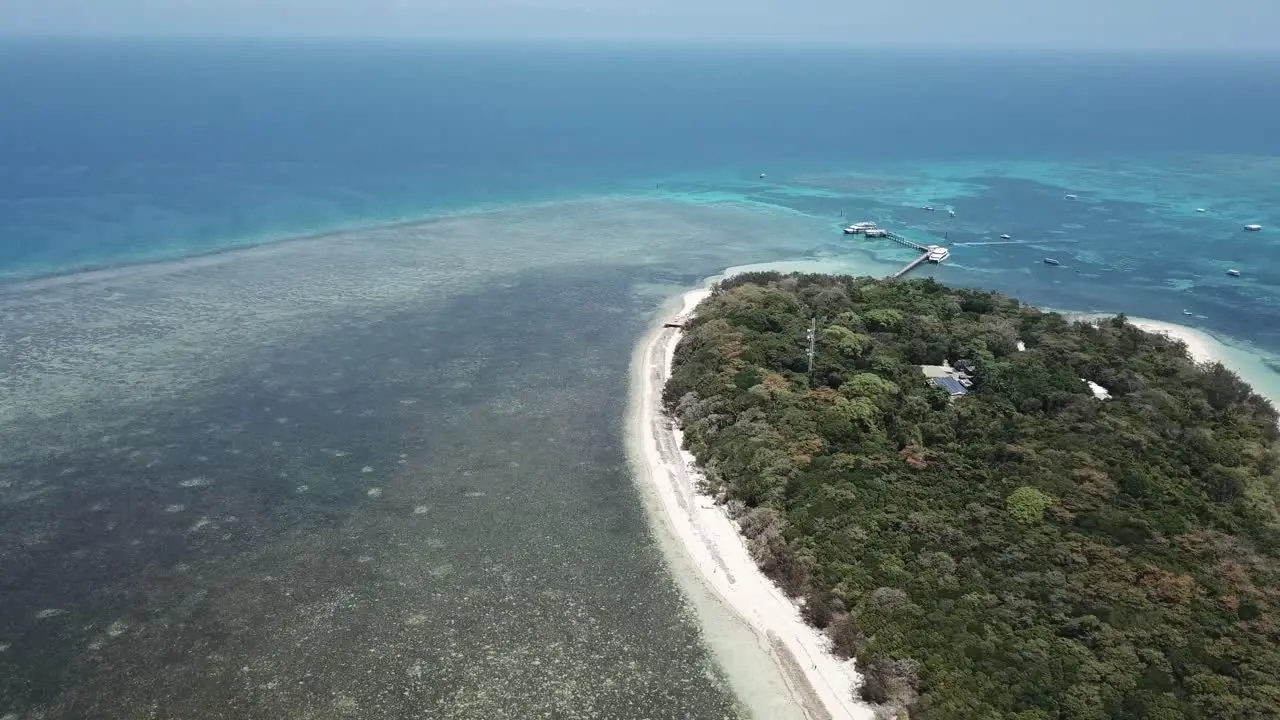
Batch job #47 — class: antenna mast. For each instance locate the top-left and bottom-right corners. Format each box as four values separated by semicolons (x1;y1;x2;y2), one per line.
806;317;817;385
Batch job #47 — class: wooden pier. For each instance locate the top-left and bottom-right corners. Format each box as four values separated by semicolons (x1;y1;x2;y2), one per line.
892;252;931;279
884;232;927;252
845;222;946;279
886;232;932;277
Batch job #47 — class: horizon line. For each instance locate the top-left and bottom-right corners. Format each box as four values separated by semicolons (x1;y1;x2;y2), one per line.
2;34;1280;56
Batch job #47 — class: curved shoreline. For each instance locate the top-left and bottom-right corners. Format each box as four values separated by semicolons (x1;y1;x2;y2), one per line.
1071;313;1280;409
628;287;874;720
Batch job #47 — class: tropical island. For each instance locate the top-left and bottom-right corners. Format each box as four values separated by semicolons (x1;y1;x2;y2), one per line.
659;272;1280;720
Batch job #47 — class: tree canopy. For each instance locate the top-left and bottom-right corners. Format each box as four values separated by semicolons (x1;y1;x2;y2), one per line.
664;272;1280;720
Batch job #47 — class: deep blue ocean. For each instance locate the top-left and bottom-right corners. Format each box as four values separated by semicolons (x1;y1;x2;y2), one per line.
3;41;1278;275
3;41;1280;719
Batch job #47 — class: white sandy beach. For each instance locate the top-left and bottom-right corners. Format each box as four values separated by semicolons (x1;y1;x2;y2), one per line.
630;287;874;720
1088;315;1280;408
1126;318;1216;365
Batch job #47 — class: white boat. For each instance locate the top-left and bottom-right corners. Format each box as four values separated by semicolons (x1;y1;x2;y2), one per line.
926;246;950;263
1227;269;1241;277
922;205;935;211
844;221;879;234
1244;224;1263;232
1065;194;1077;200
1196;208;1207;213
1000;233;1012;240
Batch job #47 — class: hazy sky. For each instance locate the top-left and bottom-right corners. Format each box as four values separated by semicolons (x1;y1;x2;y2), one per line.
1;0;1276;50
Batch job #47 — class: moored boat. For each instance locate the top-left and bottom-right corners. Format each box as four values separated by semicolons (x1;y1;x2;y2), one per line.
844;221;879;235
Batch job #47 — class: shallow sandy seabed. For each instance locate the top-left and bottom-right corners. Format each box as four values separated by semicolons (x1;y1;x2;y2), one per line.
4;197;856;719
0;197;827;457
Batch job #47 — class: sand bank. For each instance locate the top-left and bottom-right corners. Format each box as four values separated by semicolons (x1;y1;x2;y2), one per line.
630;287;874;720
1125;318;1217;365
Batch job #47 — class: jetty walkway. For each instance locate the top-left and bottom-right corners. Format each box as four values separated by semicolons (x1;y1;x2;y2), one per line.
884;231;927;252
892;252;931;278
844;222;946;278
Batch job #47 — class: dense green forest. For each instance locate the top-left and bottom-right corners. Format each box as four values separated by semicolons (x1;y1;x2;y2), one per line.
663;273;1280;720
